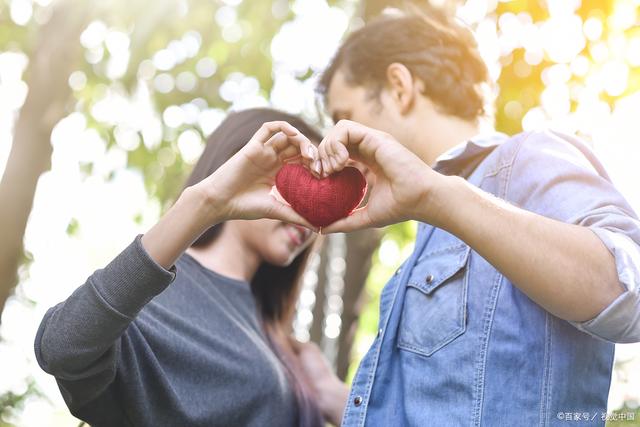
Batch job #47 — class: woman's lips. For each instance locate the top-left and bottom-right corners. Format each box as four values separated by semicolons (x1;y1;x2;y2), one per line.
283;224;308;246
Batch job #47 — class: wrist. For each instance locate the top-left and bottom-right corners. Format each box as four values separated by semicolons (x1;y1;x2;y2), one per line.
141;186;224;270
179;184;226;231
417;173;466;229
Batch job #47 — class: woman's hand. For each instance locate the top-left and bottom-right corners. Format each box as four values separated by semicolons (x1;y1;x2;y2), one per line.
317;120;449;233
195;120;321;228
142;121;320;269
292;340;349;426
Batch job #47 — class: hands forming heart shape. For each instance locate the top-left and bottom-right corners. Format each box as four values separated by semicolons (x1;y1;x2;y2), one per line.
207;119;433;233
187;119;433;245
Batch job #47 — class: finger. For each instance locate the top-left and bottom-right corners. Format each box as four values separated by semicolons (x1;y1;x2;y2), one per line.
313;159;322;177
334;142;350;164
266;131;320;175
319;131;348;175
276;132;320;175
328;141;349;172
338;148;382;176
265;129;313;159
325;136;337;157
264;135;303;164
269;185;290;206
318;136;328;160
325;158;335;176
264;131;288;153
266;198;318;232
318;134;331;162
254;121;314;157
328;120;383;165
253;121;300;144
279;145;312;164
320;206;373;234
279;146;303;162
279;150;321;178
328;155;338;173
318;141;332;177
291;134;318;162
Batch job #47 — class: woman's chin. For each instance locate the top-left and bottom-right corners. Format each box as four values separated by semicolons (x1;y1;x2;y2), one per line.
263;233;311;266
264;249;296;267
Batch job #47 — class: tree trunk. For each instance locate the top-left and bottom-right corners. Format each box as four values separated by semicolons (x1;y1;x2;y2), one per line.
307;229;382;378
0;0;89;317
335;229;382;380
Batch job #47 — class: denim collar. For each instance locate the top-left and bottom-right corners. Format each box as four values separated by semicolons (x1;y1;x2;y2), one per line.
431;131;509;177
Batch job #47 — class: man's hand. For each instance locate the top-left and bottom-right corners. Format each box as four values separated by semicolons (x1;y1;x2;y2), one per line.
317;120;450;233
316;120;625;325
292;340;349;426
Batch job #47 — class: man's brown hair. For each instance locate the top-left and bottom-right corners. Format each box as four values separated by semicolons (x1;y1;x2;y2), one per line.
318;10;491;121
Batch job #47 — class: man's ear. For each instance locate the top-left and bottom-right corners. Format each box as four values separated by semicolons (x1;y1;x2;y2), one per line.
385;63;416;115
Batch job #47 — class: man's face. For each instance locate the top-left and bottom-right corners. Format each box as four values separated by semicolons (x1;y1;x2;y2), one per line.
325;70;411;148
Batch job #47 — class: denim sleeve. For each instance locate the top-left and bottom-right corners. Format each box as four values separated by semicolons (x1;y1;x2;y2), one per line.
505;130;640;343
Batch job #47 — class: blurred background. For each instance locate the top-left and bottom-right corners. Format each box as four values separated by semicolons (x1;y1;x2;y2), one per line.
1;0;639;425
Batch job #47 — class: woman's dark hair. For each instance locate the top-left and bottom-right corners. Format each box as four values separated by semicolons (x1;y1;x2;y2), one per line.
318;10;490;121
183;107;324;427
184;107;322;323
184;108;322;321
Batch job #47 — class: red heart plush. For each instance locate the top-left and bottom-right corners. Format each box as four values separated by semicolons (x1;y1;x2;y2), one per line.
275;163;367;228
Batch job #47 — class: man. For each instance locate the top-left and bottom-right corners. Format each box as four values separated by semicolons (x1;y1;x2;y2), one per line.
299;10;640;427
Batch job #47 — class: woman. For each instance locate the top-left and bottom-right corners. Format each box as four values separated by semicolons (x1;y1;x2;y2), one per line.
34;108;326;426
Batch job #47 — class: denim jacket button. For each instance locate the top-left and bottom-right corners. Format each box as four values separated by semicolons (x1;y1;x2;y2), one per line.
425;274;434;284
354;396;363;406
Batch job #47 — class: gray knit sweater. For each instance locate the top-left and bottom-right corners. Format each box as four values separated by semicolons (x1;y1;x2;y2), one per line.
34;235;297;426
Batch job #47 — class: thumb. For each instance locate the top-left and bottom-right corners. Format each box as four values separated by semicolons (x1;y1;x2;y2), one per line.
320;207;373;234
266;198;317;232
269;185;290;207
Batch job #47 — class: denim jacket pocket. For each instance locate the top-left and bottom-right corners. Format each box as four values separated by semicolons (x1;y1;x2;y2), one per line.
398;242;471;357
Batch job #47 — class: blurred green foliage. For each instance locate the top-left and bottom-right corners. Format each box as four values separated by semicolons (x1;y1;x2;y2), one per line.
0;380;41;425
1;0;640;423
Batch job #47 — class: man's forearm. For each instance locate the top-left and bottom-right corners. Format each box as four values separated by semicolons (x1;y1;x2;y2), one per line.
426;175;624;322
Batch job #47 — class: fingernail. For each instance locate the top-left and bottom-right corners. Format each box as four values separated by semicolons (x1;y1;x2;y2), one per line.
314;160;321;175
329;156;338;170
307;146;315;159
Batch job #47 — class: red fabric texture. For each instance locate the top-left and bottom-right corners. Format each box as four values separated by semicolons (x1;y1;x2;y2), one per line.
275;164;367;227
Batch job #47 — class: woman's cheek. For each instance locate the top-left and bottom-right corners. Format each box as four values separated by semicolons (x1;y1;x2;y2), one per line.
272;237;297;265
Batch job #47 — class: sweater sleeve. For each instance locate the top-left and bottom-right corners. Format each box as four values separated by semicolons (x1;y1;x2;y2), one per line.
34;234;176;405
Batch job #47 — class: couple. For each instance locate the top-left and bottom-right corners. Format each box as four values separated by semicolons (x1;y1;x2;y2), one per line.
35;10;640;427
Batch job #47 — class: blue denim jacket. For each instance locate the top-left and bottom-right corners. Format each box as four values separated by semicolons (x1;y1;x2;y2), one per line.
342;130;640;427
